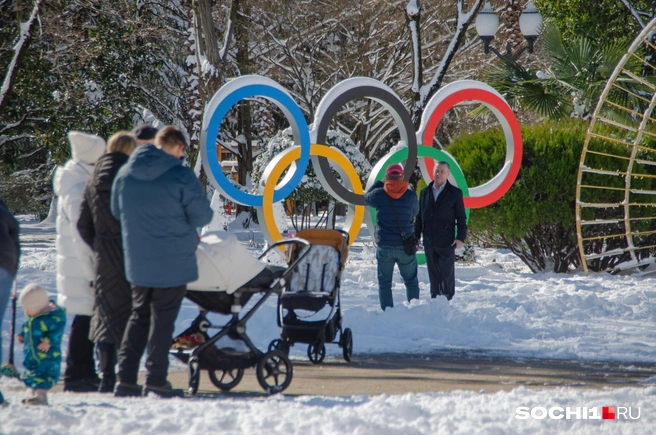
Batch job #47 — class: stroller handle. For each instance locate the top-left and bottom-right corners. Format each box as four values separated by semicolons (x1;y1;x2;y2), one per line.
258;238;310;260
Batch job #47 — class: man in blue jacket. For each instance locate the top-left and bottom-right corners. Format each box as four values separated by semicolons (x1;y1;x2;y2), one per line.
111;126;213;397
415;161;467;301
364;164;420;311
0;198;20;407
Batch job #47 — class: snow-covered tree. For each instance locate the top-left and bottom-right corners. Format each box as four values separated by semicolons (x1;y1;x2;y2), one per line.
252;127;371;231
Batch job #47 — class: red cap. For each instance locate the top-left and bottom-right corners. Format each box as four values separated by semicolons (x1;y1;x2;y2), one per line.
386;164;404;178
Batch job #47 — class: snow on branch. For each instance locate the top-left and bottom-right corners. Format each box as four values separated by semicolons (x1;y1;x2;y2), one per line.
411;0;484;123
0;133;34;148
0;0;43;111
218;0;237;61
407;1;421;94
619;0;647;29
0;113;29;134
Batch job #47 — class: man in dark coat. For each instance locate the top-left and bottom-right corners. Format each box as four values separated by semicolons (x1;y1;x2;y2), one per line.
111;126;213;398
0;198;20;407
415;161;467;301
364;164;420;310
77;131;137;393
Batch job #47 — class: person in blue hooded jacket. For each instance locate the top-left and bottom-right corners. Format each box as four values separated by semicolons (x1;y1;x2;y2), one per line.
364;164;420;311
111;125;213;398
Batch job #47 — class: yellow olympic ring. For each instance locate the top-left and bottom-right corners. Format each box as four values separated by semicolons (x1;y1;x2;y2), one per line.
260;144;365;251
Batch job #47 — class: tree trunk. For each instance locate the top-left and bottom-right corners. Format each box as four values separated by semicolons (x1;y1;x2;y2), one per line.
409;0;484;128
235;0;252;215
327;200;335;230
189;0;237;190
197;0;221;66
500;0;523;55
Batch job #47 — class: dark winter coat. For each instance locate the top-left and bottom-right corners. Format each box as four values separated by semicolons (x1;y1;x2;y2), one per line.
415;181;467;248
77;152;132;344
111;144;213;288
364;181;419;247
0;198;20;276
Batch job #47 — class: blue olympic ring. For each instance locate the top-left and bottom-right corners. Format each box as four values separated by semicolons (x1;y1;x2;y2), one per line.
202;78;311;207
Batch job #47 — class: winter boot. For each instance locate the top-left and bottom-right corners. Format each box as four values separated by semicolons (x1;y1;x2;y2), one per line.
144;381;184;398
114;383;143;398
64;377;99;393
98;344;117;393
99;376;116;393
21;391;48;406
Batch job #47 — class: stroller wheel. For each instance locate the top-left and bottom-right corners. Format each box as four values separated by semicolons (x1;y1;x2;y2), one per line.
307;341;326;364
188;358;201;395
341;328;353;362
268;339;289;355
256;350;293;394
208;368;244;391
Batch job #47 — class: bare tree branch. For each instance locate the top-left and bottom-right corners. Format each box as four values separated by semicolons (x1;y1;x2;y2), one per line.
0;114;29;134
619;0;647;28
0;133;34;148
0;0;43;110
17;146;44;159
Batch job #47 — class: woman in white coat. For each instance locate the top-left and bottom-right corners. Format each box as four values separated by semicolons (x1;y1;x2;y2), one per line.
54;131;106;392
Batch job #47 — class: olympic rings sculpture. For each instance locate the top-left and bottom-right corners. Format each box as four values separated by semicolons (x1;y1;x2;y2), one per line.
201;75;522;257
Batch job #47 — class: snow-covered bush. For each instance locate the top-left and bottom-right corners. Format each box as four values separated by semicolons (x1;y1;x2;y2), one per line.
450;119;656;273
252;128;372;231
449;120;585;273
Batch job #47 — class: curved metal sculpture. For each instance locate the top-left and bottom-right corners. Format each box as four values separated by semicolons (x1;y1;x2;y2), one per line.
576;18;656;275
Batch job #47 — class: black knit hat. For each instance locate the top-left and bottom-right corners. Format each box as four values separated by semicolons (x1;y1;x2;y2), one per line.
132;124;158;141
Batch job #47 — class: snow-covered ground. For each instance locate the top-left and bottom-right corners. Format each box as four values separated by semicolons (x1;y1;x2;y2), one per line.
1;215;655;434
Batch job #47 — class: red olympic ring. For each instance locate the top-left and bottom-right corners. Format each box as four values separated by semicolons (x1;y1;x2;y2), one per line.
419;86;522;209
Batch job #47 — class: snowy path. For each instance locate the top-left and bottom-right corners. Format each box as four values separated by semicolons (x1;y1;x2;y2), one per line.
48;352;656;397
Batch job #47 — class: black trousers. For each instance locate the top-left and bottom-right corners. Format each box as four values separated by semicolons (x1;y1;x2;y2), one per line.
424;246;456;300
64;315;97;381
117;285;186;386
97;341;117;380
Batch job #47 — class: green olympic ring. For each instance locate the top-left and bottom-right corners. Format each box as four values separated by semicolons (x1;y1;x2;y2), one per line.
367;145;470;265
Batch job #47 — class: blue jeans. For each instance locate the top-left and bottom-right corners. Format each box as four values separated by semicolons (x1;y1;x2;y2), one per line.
376;246;419;311
0;267;15;365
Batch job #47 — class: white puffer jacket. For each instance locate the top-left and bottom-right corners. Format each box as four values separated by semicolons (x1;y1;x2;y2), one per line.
54;160;96;315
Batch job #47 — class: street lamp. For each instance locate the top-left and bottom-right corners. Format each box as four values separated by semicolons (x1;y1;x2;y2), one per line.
475;1;543;63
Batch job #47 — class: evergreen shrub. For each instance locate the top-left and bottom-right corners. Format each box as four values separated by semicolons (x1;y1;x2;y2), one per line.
447;119;588;273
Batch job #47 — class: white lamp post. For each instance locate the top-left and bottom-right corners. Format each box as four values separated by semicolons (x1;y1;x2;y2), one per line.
519;1;543;53
475;2;499;54
475;1;543;62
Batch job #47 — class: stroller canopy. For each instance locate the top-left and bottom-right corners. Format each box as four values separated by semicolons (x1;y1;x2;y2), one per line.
187;234;266;293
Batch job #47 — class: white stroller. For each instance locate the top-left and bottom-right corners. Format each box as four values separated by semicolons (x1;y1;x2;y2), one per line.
171;234;310;395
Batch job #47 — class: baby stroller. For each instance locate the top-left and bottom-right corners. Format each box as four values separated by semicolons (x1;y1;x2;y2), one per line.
268;228;353;364
170;234;311;395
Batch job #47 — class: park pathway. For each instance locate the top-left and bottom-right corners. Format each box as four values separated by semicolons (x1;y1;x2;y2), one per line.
52;351;656;397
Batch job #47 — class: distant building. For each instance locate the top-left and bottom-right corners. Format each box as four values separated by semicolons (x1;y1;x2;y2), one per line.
216;141;262;184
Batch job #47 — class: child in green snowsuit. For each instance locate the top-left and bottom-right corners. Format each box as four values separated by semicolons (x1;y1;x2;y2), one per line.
17;283;66;405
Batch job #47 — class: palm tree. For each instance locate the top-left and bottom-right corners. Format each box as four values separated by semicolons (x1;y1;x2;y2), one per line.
484;23;636;120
